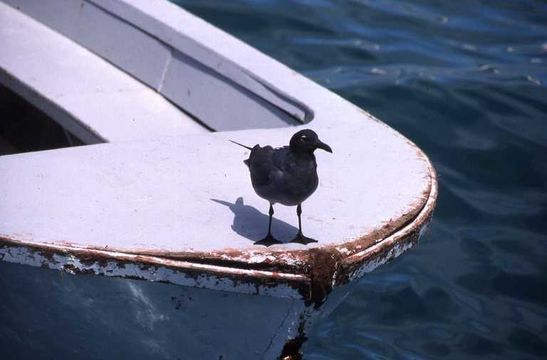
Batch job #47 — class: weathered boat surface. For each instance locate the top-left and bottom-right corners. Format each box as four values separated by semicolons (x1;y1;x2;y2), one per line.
0;0;438;358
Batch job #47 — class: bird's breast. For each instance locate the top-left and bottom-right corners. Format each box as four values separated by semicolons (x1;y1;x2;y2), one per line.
253;154;319;206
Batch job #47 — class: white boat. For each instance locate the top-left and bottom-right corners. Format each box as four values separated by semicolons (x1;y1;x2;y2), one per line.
0;0;438;358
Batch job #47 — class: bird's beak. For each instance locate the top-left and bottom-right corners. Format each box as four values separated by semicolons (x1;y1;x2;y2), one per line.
316;140;333;153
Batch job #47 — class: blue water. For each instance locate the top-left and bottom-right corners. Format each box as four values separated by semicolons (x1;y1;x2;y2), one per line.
170;0;547;358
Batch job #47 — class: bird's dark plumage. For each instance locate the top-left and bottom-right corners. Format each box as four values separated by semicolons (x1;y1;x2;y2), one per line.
231;129;332;246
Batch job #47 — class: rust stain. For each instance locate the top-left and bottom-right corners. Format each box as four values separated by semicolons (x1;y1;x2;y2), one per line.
279;317;307;360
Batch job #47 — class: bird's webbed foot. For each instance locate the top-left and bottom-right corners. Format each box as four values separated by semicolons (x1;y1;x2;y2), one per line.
290;232;318;245
254;233;282;247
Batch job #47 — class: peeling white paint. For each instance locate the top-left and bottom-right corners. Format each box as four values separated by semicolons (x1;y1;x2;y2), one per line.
350;241;415;281
0;245;304;300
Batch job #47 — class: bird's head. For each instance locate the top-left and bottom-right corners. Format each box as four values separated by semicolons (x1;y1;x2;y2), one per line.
289;129;333;154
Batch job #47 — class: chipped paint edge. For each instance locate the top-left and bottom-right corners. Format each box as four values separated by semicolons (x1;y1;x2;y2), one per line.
0;241;308;300
339;152;438;282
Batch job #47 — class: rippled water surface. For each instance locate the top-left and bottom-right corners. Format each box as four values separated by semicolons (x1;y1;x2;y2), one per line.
170;0;547;358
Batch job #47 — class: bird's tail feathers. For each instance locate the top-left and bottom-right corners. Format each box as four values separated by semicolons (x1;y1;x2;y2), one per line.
229;139;253;150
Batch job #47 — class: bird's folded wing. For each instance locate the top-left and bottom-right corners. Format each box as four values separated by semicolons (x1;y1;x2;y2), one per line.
249;145;283;187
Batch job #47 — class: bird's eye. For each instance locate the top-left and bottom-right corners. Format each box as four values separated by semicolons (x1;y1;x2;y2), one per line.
300;135;307;141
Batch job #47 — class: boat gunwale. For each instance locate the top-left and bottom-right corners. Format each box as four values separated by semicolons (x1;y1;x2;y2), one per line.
0;148;437;301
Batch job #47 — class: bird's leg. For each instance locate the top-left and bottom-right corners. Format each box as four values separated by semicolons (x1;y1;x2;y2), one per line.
268;203;274;235
255;203;281;246
297;203;302;233
291;204;318;244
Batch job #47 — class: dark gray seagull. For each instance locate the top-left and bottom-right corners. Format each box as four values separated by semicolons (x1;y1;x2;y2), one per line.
231;129;332;246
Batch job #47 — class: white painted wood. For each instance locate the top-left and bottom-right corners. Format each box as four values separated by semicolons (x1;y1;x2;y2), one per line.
162;50;300;130
2;0;312;130
1;0;169;90
0;121;431;254
89;0;312;127
1;0;83;37
76;1;171;89
87;0;312;121
2;0;310;130
0;1;206;142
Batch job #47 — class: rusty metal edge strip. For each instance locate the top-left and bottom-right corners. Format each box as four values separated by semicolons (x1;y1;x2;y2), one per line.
0;244;310;302
0;237;308;284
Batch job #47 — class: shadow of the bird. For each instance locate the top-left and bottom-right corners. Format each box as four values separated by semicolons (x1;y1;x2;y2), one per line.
211;197;298;243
